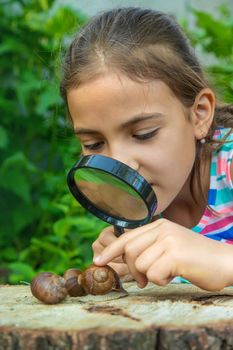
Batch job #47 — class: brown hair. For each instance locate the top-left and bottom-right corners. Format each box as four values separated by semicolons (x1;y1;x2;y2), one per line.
60;7;233;204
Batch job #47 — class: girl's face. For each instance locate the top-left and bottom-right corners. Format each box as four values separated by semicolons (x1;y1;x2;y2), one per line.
67;73;198;214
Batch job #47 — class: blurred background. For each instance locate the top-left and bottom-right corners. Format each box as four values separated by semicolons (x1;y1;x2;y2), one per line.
1;0;232;284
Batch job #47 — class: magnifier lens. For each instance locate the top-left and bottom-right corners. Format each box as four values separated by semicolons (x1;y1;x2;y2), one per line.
74;168;148;221
67;155;157;230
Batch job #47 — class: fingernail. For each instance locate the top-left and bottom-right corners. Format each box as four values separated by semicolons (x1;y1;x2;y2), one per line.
93;255;102;264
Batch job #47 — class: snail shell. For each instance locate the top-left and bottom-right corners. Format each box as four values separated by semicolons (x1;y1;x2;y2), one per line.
80;264;122;295
31;272;67;304
63;268;87;297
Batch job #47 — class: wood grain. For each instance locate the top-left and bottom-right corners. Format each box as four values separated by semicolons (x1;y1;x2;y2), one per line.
1;282;233;349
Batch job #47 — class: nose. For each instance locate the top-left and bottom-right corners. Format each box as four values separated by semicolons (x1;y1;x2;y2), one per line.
109;149;140;172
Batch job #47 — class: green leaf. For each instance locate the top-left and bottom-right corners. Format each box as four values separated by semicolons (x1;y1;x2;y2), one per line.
0;247;18;262
0;38;28;55
53;217;70;237
0;152;36;203
45;7;83;36
51;202;69;214
16;71;43;108
13;203;40;233
0;152;36;172
8;262;35;284
36;83;60;115
0;126;9;149
192;9;233;57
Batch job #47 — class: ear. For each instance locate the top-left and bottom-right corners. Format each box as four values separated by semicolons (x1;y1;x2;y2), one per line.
190;88;215;141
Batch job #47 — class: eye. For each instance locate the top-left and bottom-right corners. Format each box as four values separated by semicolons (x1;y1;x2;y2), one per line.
83;141;104;151
133;129;159;140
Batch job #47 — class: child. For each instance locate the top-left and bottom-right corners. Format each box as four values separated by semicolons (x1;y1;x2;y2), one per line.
60;7;233;291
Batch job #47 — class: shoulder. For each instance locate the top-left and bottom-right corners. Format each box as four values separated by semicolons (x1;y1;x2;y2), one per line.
221;128;233;184
212;128;233;185
222;128;233;184
231;158;233;183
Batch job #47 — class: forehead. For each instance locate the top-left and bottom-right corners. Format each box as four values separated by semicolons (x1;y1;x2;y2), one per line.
66;73;184;131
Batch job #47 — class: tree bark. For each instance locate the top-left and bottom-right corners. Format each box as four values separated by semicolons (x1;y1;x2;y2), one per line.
1;282;233;349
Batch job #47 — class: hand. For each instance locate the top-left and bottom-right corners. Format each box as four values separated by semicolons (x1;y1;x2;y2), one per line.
92;226;134;282
93;218;233;291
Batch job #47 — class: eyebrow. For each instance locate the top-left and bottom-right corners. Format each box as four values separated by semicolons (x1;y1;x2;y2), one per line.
74;113;164;135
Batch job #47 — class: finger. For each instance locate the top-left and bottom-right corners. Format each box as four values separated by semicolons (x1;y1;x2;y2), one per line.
107;262;129;277
146;253;174;286
92;237;124;262
124;247;148;287
120;274;134;282
92;241;105;258
127;266;148;288
92;226;117;258
94;219;165;265
92;242;123;263
111;256;126;263
122;218;165;240
135;240;166;274
98;226;118;246
122;229;157;263
123;230;159;287
92;238;124;262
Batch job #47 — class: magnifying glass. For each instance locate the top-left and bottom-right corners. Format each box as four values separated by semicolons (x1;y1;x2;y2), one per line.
67;155;157;236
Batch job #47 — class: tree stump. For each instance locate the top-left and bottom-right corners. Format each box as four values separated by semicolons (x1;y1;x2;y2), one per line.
1;282;233;349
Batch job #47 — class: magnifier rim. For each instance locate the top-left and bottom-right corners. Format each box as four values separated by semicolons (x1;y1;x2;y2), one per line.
67;154;157;228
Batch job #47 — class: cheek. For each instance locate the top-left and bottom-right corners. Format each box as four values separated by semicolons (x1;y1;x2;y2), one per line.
143;132;196;179
142;148;167;177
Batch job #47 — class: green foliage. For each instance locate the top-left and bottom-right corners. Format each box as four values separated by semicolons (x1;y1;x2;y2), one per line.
0;0;108;284
181;5;233;103
1;2;232;284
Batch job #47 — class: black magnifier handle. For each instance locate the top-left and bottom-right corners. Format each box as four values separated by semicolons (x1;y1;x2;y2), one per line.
114;226;125;237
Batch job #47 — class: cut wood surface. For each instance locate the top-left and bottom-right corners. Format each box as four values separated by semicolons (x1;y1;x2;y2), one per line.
1;282;233;349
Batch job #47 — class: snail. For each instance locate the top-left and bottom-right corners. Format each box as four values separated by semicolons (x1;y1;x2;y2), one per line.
30;272;67;304
63;268;87;297
80;264;123;295
30;265;124;304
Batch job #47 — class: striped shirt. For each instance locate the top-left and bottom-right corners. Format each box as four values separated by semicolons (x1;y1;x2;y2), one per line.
192;128;233;241
173;128;233;284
